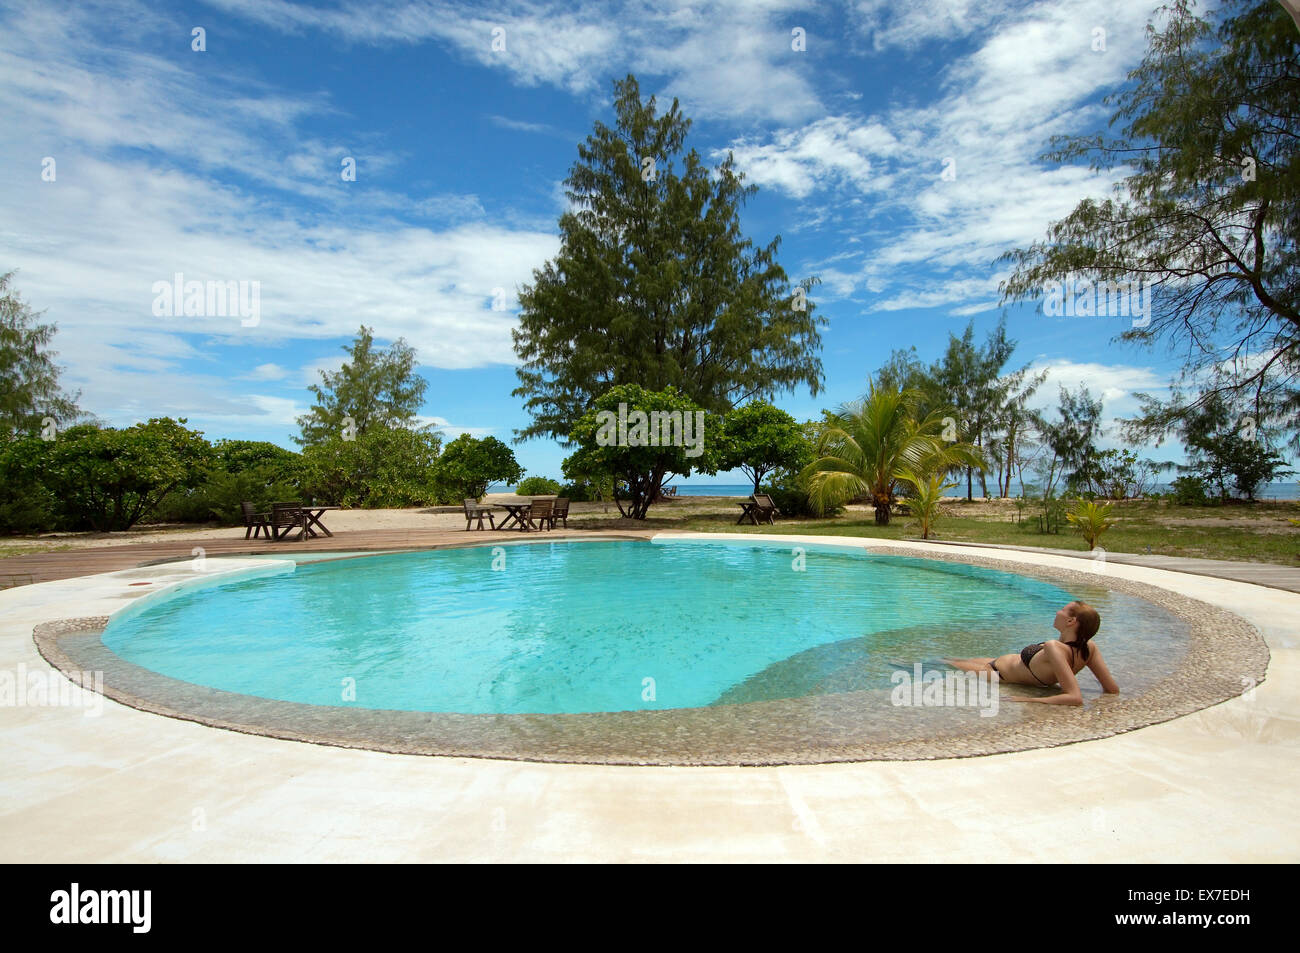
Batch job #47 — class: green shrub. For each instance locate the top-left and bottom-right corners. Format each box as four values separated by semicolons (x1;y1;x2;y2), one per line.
433;435;524;502
299;426;442;507
516;476;563;496
762;468;832;518
1169;475;1210;506
557;481;594;502
1;419;213;532
151;467;303;525
0;436;59;532
1021;490;1068;534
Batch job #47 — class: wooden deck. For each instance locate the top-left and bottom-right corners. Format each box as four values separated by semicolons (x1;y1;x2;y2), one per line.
0;527;653;588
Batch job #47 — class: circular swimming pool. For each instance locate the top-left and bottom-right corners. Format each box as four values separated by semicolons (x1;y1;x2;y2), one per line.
41;538;1266;763
101;539;1185;713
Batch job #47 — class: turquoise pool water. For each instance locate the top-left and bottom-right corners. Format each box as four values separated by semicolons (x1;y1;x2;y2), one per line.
101;540;1188;714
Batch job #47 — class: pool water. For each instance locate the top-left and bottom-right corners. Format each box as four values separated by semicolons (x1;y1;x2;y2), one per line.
101;540;1189;714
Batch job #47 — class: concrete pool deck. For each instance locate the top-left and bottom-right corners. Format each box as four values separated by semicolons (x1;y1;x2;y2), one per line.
2;533;1298;862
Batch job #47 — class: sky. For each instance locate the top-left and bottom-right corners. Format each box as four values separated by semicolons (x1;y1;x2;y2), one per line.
1;0;1254;484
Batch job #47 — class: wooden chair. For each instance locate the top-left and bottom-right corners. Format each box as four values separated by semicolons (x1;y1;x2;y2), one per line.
751;493;780;524
270;502;307;541
550;498;569;528
463;498;495;531
240;501;271;539
526;499;553;532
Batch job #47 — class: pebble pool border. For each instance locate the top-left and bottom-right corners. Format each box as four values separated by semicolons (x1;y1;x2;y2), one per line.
32;541;1270;765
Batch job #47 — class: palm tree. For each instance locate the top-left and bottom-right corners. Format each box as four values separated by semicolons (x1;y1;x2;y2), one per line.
801;380;986;525
897;468;959;539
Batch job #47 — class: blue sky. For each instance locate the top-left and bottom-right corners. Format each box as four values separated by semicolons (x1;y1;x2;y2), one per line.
2;0;1234;483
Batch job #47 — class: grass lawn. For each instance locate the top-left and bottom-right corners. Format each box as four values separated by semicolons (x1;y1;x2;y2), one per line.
573;497;1300;566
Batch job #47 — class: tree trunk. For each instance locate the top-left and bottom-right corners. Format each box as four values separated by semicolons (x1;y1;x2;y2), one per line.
966;467;973;502
875;502;891;525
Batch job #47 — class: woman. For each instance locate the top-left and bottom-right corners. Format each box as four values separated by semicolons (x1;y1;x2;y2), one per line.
948;601;1119;706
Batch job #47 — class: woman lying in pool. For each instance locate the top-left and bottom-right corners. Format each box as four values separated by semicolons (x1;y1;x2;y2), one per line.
947;601;1119;706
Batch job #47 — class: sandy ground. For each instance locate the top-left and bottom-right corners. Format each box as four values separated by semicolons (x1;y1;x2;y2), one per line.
0;499;703;555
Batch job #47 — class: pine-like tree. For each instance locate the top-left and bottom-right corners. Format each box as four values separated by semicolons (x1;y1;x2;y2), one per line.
512;75;824;445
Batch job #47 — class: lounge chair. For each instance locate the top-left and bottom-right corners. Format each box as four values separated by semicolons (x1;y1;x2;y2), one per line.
527;499;553;532
463;498;495;531
270;502;307;541
751;493;780;524
240;501;271;539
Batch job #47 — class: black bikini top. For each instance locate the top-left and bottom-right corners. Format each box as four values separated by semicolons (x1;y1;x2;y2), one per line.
1019;642;1046;668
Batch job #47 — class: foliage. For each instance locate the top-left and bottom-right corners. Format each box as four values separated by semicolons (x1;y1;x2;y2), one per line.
516;476;563;496
999;0;1300;453
211;439;301;481
896;468;958;540
433;434;523;502
1168;475;1211;506
800;380;986;525
1066;500;1117;550
153;468;303;525
557;481;596;502
1087;448;1162;499
1165;392;1295;500
1;418;212;532
719;401;811;493
563;384;720;519
1034;492;1070;535
877;321;1045;500
929;318;1036;500
296;325;428;446
0;271;83;438
760;466;832;518
0;435;61;532
298;425;443;507
1035;385;1104;496
512;74;824;444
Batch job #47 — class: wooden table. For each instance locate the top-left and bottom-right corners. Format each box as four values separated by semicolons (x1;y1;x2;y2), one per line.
301;506;342;538
487;497;533;531
736;500;761;525
488;496;556;532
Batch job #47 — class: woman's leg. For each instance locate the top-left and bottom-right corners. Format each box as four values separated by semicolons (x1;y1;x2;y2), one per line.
947;657;997;673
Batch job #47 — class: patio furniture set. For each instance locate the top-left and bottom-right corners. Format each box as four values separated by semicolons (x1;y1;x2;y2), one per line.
735;493;781;525
464;496;569;532
240;501;340;542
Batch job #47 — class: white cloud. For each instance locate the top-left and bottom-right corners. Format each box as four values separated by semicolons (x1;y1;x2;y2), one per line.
723;0;1163;314
244;363;289;381
1026;358;1169;441
417;415;495;439
0;1;562;427
202;0;826;124
848;0;1020;51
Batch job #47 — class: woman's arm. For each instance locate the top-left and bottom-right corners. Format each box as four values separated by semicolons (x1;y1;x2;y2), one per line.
1085;645;1120;694
1003;642;1083;706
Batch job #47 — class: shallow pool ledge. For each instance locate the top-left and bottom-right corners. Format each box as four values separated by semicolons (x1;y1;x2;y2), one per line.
0;556;296;631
